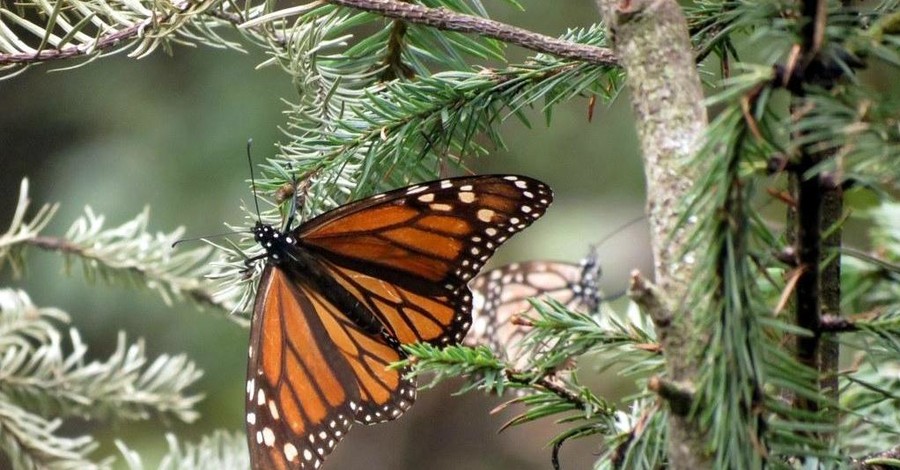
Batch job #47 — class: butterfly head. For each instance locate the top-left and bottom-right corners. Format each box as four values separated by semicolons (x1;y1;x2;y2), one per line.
252;222;297;263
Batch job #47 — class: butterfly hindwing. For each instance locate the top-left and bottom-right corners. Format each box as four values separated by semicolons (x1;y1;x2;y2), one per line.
246;267;356;469
296;175;553;345
466;257;601;368
301;282;417;425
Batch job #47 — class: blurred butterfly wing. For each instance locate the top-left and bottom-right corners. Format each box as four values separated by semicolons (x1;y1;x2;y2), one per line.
296;175;553;345
246;266;416;469
246;266;356;469
466;261;594;367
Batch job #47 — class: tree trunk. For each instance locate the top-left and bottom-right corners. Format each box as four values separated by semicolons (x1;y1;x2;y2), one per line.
594;1;710;468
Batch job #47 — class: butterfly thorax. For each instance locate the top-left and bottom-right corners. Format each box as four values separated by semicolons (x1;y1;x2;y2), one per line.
253;222;297;263
252;221;393;342
253;222;297;264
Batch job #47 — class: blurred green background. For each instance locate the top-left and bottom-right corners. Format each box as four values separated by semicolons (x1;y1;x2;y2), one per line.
0;1;651;468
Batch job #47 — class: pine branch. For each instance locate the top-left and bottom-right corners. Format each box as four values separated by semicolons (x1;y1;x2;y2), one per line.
0;179;58;277
31;208;224;310
0;0;240;77
117;430;249;470
260;15;617;216
323;0;617;65
0;289;204;468
401;341;616;468
401;295;661;467
841;351;900;462
599;401;666;470
1;179;244;318
0;289;204;423
0;393;107;470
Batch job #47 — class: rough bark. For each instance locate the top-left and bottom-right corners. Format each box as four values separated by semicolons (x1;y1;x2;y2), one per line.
594;1;710;468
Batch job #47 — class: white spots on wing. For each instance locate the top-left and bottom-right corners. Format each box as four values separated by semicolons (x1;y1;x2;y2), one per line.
406;185;426;194
262;427;275;446
284;443;298;462
460;185;473;191
257;389;266;406
522;205;532;213
441;180;454;189
430;203;453;211
458;192;475;203
268;400;280;420
303;448;314;461
418;193;435;203
485;227;498;236
246;379;254;396
248;346;253;358
477;209;495;223
246;412;256;425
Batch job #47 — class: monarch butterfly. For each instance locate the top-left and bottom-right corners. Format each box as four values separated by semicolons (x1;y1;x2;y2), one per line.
464;250;601;371
245;174;552;469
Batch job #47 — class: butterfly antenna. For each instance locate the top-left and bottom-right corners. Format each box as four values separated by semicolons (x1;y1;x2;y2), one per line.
171;230;251;248
591;214;647;252
246;139;262;221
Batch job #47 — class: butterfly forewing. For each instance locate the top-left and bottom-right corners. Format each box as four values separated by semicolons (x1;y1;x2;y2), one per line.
296;175;553;345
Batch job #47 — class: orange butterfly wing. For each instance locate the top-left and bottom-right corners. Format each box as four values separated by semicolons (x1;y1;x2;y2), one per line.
246;266;415;469
296;175;553;346
246;267;355;469
245;175;553;469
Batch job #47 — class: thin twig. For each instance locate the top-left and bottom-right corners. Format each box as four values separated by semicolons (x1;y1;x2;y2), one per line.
502;369;586;409
0;17;155;65
325;0;617;65
26;236;228;313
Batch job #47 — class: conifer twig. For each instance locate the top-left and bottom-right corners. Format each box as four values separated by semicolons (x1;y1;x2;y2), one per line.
325;0;617;65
